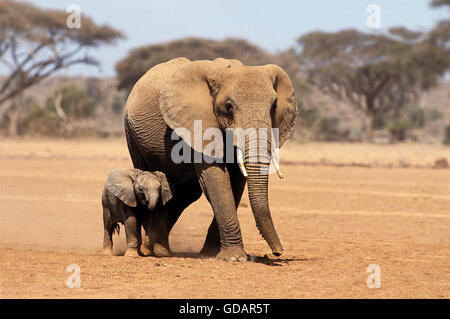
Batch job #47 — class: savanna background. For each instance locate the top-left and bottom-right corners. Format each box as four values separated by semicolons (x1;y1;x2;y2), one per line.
0;0;449;298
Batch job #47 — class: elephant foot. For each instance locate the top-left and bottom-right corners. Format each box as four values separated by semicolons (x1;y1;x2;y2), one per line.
200;243;220;258
216;246;247;262
101;247;113;256
140;243;151;256
124;248;140;257
152;243;172;257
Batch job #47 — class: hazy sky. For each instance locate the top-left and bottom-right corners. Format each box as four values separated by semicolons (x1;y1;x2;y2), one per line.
26;0;449;76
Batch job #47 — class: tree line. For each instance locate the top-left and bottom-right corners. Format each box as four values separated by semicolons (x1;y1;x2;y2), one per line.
0;0;449;142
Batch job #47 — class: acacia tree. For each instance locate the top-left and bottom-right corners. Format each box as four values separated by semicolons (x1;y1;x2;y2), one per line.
115;37;298;91
297;27;449;142
0;0;124;133
431;0;450;7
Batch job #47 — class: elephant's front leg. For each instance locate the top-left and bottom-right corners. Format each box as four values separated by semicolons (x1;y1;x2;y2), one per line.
200;163;246;257
147;207;171;257
123;211;142;257
195;162;247;262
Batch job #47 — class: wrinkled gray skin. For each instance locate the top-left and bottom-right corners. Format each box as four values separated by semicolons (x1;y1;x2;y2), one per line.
102;168;173;257
124;57;297;261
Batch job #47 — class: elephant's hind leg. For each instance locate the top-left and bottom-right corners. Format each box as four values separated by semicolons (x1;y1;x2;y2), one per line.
140;216;152;256
200;218;220;257
146;185;202;257
102;231;114;256
102;206;114;256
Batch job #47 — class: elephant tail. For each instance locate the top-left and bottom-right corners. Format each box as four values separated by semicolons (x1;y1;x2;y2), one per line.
112;221;120;236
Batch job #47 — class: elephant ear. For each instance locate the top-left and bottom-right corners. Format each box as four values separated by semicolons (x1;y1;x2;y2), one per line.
263;64;298;148
153;171;173;205
159;59;242;157
107;168;138;207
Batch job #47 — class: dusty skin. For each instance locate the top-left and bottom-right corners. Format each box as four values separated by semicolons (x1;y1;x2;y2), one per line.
0;138;449;298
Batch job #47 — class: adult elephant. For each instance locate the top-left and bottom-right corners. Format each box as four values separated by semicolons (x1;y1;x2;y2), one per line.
124;57;297;261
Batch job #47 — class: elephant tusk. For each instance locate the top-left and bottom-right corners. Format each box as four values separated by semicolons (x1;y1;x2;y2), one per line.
272;150;284;179
236;148;248;177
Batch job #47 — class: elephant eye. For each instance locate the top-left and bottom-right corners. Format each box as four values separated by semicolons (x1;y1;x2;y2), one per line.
225;101;233;113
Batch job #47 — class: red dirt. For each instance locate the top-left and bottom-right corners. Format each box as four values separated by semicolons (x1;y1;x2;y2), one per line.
0;140;449;298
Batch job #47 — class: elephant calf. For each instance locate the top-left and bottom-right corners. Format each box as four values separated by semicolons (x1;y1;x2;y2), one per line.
102;168;173;257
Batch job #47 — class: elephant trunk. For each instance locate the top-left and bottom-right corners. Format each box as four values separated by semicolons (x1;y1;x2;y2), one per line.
146;189;160;211
243;126;283;256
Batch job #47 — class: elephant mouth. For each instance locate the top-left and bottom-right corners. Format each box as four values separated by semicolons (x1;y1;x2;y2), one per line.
235;144;283;179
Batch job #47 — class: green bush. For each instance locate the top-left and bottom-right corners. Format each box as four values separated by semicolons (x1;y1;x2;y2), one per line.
373;113;387;130
386;118;413;142
20;84;96;136
426;108;443;122
316;116;349;141
21;102;61;136
409;107;426;128
444;125;450;145
50;84;96;119
111;95;125;114
303;107;320;128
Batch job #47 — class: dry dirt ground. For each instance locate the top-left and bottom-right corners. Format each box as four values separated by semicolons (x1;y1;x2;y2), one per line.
0;138;449;298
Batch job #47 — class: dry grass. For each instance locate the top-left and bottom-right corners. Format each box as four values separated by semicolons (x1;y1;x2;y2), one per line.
282;141;450;167
1;138;449;167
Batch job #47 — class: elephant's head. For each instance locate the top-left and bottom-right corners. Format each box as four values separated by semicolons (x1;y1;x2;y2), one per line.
134;171;173;210
111;169;173;211
160;58;297;256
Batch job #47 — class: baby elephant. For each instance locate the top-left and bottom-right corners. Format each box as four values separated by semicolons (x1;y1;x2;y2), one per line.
102;168;173;257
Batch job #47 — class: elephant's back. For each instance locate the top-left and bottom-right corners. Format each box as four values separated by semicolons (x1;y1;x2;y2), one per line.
125;57;191;120
124;58;196;184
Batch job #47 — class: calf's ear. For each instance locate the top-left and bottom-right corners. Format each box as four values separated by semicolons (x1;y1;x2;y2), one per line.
107;169;137;207
153;171;173;205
